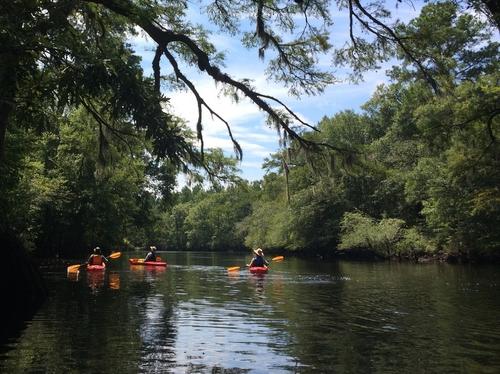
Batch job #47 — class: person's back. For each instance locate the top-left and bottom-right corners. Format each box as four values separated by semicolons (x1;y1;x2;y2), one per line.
89;254;103;265
87;246;108;265
252;255;266;267
145;246;157;262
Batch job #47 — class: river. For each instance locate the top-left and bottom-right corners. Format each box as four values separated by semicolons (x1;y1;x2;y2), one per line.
1;252;499;373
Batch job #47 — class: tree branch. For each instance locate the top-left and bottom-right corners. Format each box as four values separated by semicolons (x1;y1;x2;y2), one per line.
163;48;243;160
88;0;323;152
152;45;163;93
352;0;440;95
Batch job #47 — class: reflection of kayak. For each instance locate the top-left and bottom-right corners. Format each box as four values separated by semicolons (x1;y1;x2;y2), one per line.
129;258;167;267
249;266;268;274
87;263;106;271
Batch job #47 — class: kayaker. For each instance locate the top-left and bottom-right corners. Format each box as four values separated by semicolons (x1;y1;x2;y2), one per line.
247;248;269;268
144;246;157;262
87;247;109;266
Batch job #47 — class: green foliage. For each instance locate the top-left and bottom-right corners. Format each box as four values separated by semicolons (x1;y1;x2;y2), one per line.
1;0;498;261
339;211;434;258
391;1;499;85
156;182;256;251
240;199;293;251
395;228;435;257
339;212;403;256
239;2;499;259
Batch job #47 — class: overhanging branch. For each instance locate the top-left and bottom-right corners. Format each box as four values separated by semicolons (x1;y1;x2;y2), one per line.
87;0;323;153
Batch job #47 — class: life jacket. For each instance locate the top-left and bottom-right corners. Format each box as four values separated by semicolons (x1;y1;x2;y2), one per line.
145;252;156;262
89;254;103;265
252;255;265;267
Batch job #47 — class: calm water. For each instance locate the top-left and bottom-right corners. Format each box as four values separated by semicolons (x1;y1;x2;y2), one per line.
1;252;499;373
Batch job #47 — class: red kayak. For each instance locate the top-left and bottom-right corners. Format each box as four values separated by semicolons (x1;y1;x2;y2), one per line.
87;263;106;271
249;266;268;274
129;258;167;267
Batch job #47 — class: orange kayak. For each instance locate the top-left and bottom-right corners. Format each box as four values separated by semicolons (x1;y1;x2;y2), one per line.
249;266;268;274
129;258;167;267
87;263;106;271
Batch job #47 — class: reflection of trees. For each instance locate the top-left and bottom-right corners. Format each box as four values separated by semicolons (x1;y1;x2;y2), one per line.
1;274;143;373
266;261;500;373
135;295;177;372
250;259;346;371
127;262;178;372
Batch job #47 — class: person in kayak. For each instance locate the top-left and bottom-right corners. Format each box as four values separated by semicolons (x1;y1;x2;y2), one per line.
247;248;269;268
87;247;109;266
144;246;157;262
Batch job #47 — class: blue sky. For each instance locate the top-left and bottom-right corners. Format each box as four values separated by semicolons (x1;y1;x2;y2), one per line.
129;1;424;181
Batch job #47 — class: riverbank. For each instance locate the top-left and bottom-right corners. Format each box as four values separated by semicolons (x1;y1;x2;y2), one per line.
274;247;500;264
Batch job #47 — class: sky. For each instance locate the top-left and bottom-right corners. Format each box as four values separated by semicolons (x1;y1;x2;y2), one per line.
129;1;424;182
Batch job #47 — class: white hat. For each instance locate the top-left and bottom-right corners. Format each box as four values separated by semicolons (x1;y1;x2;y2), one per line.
254;248;264;256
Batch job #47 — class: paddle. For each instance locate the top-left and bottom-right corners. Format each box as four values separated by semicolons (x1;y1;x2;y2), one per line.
227;255;284;272
67;251;122;273
67;263;84;273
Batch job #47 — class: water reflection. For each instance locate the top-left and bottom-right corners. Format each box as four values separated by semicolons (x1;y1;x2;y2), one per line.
67;270;80;282
173;301;300;372
129;265;166;286
86;270;105;292
248;274;266;300
136;294;177;371
66;269;121;292
109;272;120;290
1;253;500;373
129;265;167;274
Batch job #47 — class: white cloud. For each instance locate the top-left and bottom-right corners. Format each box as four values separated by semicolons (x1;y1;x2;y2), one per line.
168;79;263;133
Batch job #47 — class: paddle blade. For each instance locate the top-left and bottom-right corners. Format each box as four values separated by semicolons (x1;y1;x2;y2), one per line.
272;256;284;261
109;252;121;259
227;266;240;272
67;264;82;273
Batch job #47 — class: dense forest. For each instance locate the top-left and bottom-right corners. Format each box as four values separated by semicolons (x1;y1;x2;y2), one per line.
161;2;500;260
1;0;498;265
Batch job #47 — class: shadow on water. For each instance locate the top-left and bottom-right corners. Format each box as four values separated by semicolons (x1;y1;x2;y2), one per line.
0;231;47;348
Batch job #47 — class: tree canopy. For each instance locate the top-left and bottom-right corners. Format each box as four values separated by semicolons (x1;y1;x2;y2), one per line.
157;1;499;260
2;0;498;163
1;0;498;259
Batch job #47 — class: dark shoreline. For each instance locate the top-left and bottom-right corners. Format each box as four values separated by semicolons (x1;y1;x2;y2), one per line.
1;230;47;345
283;248;500;264
32;246;500;267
